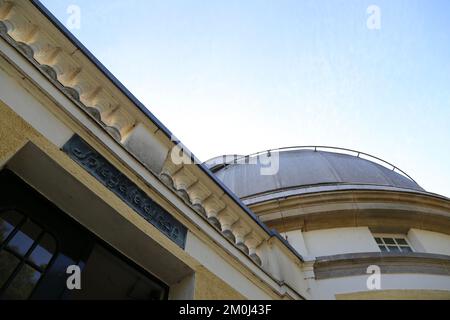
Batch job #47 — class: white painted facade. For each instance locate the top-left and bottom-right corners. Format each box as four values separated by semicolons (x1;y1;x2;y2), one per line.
280;226;450;299
313;274;450;300
408;229;450;256
283;226;450;259
1;0;449;300
301;227;381;257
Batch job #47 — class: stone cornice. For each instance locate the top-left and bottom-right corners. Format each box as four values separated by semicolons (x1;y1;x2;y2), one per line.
160;154;266;265
314;252;450;279
250;188;450;235
250;188;450;216
243;184;449;207
0;0;280;268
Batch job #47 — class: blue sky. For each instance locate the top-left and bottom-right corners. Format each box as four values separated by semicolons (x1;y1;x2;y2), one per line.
41;0;450;197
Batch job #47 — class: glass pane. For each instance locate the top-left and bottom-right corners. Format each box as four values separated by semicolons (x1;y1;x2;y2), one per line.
0;211;23;243
395;238;408;245
379;245;388;252
383;238;395;245
0;250;20;288
387;245;400;252
28;234;56;270
400;246;413;252
2;264;41;300
374;237;383;244
7;220;42;256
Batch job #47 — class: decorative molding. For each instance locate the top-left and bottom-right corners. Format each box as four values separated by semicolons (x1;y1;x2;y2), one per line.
263;207;450;236
0;1;136;143
0;0;268;267
242;184;449;208
250;188;450;235
161;155;264;265
250;188;450;217
314;252;450;280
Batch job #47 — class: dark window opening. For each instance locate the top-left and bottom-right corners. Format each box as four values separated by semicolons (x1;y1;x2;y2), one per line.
0;210;56;300
0;170;168;300
373;235;413;253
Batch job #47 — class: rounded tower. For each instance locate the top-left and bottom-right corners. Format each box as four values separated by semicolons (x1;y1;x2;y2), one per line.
206;147;450;299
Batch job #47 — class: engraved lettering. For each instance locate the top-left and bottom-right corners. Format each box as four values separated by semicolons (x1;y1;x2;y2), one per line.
62;135;187;248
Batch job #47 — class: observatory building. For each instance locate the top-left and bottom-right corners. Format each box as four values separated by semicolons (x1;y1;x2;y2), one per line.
207;148;450;299
0;0;449;300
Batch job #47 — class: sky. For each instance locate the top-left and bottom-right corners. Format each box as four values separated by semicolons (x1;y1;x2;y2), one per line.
41;0;450;197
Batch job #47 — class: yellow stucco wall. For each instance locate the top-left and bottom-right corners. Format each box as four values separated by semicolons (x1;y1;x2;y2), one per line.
0;33;289;299
0;101;33;166
0;98;191;263
194;266;246;300
0;101;252;300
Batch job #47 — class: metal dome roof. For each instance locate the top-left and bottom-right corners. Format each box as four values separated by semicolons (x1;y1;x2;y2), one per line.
206;147;424;199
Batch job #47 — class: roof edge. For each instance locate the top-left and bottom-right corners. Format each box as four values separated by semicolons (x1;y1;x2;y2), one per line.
29;0;279;242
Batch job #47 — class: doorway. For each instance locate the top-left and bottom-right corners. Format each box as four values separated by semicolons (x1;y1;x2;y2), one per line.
0;170;168;300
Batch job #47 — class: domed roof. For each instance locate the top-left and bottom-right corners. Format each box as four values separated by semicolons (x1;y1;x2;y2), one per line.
207;147;424;200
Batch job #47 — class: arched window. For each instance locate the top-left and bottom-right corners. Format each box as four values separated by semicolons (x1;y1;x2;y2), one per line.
0;210;57;300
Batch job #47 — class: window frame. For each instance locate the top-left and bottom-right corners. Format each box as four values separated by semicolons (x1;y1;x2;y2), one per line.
0;169;169;300
0;209;58;299
372;233;414;253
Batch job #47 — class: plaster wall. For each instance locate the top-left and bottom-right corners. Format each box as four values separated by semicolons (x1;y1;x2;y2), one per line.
408;229;450;256
311;274;450;300
303;227;380;257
